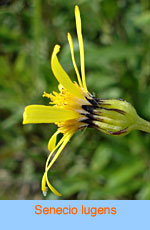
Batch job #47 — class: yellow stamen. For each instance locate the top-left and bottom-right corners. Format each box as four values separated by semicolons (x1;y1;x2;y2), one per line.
43;86;85;113
43;91;52;100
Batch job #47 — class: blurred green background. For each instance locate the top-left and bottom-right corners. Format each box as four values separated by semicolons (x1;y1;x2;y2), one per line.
0;0;150;200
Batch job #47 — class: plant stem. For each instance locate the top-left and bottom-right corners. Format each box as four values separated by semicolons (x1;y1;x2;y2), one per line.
137;117;150;133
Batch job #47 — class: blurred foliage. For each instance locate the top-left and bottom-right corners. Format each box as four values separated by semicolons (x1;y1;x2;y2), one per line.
0;0;150;200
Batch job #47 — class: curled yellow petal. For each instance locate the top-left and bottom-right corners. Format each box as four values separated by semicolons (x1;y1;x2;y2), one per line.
51;45;83;98
23;105;79;124
41;173;47;196
75;5;88;92
41;134;67;197
48;130;60;152
46;134;67;171
45;172;62;196
67;33;82;88
45;133;73;196
46;133;73;171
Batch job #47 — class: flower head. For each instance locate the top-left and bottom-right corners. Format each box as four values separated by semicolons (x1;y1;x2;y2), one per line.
23;5;150;197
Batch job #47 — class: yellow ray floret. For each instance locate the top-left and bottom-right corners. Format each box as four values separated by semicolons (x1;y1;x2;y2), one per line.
48;130;60;152
51;45;83;98
67;33;83;88
42;132;73;196
75;5;88;92
23;105;79;124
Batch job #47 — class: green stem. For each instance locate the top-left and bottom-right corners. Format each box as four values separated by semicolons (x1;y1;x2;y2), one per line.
136;117;150;133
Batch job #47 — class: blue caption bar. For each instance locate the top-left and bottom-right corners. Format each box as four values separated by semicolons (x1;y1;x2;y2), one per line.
0;200;149;230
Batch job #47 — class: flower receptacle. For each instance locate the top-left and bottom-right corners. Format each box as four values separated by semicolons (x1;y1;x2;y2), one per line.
91;99;150;136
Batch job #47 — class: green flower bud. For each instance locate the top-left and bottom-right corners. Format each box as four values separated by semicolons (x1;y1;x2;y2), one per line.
83;98;150;136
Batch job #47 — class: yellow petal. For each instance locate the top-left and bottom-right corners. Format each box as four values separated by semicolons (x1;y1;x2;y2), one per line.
41;173;47;196
48;130;60;152
51;45;83;98
45;172;62;196
67;33;82;88
42;134;69;197
23;105;78;124
42;172;62;197
46;134;67;170
46;133;72;171
45;133;73;196
75;5;88;92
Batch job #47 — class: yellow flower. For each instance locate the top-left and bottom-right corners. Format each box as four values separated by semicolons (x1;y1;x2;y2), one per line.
23;5;150;197
23;6;92;196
